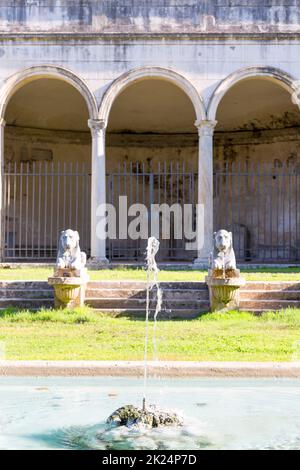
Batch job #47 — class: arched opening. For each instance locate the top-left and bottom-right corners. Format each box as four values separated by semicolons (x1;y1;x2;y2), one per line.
3;76;92;260
213;75;300;262
105;76;198;261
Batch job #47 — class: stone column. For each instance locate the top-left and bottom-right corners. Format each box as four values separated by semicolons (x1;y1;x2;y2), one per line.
87;119;109;267
193;119;217;267
0;118;5;261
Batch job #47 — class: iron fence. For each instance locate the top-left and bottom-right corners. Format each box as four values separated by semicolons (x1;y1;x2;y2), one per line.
107;161;198;261
214;161;300;262
2;161;91;261
2;159;299;263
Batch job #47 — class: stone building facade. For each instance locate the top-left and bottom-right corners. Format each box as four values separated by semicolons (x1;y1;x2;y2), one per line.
1;0;300;264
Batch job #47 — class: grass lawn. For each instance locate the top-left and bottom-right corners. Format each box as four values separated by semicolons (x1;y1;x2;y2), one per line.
1;307;300;362
0;266;300;281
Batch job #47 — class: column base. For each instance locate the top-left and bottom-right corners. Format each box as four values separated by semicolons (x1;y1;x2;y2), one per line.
87;257;109;269
193;257;209;269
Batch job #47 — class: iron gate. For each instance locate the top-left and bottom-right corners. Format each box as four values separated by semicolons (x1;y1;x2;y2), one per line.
107;162;198;261
2;161;91;261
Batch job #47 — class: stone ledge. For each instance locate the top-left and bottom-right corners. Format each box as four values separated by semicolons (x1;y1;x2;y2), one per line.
1;33;300;41
1;360;300;378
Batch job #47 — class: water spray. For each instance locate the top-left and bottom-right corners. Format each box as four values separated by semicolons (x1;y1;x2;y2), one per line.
143;236;162;411
106;236;181;429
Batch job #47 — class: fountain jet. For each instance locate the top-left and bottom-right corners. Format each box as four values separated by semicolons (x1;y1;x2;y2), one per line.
106;237;182;429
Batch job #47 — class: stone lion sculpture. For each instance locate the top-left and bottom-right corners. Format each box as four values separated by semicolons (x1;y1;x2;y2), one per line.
56;229;87;270
210;229;236;270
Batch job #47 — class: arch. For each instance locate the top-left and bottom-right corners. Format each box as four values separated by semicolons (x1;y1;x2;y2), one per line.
207;66;298;121
0;65;98;120
99;66;206;124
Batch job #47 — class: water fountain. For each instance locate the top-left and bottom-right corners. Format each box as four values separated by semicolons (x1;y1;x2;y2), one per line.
205;230;245;312
106;237;182;429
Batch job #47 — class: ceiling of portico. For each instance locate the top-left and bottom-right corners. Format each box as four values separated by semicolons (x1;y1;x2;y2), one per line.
5;78;89;132
107;79;197;134
216;77;300;132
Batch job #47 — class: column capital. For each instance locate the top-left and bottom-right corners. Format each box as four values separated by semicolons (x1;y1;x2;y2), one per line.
88;119;106;136
0;118;6;128
194;119;217;137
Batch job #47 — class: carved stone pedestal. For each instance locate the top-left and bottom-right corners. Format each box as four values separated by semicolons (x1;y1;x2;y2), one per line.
205;269;246;312
48;268;89;308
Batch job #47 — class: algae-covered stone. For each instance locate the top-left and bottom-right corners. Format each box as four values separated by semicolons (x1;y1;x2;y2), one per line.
107;404;183;428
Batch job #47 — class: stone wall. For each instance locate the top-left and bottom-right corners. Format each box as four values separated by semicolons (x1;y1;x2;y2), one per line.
1;1;300;34
4;126;91;164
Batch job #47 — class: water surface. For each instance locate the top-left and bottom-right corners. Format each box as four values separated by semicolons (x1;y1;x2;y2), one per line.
1;376;300;450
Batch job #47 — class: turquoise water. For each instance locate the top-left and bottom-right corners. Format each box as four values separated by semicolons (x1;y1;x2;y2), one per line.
1;376;300;450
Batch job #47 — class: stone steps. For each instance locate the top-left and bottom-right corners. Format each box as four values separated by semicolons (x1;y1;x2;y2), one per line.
86;288;208;300
240;281;300;312
0;280;300;316
86;282;209;313
86;297;208;310
0;281;53;308
0;281;52;290
0;289;53;299
0;280;209;317
240;290;300;300
241;282;300;291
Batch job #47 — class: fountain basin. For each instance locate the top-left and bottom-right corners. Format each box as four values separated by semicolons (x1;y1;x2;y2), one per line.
2;376;300;450
205;269;246;312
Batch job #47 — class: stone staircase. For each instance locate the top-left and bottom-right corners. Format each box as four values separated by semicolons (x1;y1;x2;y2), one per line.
0;281;210;318
0;281;53;309
86;281;210;318
1;280;300;317
240;282;300;312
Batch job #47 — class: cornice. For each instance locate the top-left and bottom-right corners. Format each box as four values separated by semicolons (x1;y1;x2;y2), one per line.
1;32;300;42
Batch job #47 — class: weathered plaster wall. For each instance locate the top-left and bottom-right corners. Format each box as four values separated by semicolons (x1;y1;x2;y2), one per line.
5;126;90;164
106;134;198;172
1;37;300;109
1;1;300;34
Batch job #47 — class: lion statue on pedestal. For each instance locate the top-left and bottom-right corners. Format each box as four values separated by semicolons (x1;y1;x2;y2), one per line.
209;229;236;270
56;229;87;270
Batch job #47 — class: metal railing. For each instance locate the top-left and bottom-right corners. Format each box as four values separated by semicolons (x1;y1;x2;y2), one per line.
214;161;300;262
2;159;299;263
2;161;91;261
107;161;198;262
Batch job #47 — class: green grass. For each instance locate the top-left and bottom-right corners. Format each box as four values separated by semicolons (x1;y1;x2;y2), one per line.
1;307;300;361
0;266;300;282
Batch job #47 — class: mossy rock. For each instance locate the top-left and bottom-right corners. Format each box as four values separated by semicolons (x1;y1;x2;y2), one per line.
107;404;183;428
